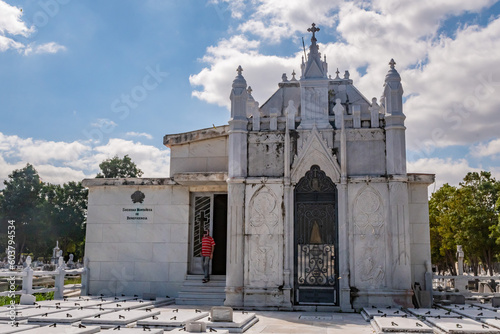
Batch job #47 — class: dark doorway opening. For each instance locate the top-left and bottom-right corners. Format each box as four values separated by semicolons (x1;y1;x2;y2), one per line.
211;194;227;275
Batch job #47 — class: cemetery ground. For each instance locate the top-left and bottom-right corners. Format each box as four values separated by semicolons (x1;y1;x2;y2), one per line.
8;295;500;333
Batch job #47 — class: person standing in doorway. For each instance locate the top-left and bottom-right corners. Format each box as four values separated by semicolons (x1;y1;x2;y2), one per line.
201;228;215;283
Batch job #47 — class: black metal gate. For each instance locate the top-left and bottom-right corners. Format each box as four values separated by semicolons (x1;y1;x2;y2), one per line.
294;165;338;305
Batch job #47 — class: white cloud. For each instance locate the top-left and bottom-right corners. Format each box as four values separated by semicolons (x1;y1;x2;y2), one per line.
23;42;66;55
0;132;170;188
0;1;33;37
0;0;65;55
471;139;500;158
190;35;299;108
407;157;500;192
126;132;153;140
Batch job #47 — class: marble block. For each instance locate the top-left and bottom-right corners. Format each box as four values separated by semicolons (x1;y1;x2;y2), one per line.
27;308;111;324
89;299;155;310
137;309;209;327
211;307;233;322
450;307;500;320
406;308;462;318
0;306;72;321
371;316;432;333
0;323;39;333
426;317;498;333
203;312;259;333
20;294;36;305
361;307;406;321
19;324;101;333
80;309;160;327
186;321;206;332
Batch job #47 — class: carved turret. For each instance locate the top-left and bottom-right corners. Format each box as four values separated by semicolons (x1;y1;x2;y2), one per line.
383;59;406;175
228;65;248;177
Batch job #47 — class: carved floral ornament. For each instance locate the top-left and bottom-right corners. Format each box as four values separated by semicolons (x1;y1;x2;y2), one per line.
249;186;279;233
353;186;384;239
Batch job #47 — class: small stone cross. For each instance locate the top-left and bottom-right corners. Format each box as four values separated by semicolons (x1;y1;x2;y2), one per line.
236;65;243;76
307;23;320;41
389;58;396;69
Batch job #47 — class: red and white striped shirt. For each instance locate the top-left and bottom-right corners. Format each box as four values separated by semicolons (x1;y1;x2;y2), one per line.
201;235;215;257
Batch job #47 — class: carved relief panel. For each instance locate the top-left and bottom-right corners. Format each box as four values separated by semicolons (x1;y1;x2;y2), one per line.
352;185;386;288
245;183;284;288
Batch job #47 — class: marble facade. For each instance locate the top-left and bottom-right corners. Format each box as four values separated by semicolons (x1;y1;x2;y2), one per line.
83;24;434;310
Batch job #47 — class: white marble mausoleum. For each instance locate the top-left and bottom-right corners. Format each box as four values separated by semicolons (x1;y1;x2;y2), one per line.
83;24;435;311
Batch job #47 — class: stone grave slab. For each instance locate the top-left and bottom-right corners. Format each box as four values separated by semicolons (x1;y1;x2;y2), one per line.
449;308;500;320
0;323;39;333
19;324;101;334
361;307;407;321
203;312;259;333
95;328;165;334
80;309;160;328
89;299;154;310
481;318;500;330
426;317;499;333
0;305;31;312
136;309;209;328
27;308;112;324
371;316;432;333
472;303;500;312
35;297;115;309
0;306;72;321
407;308;462;318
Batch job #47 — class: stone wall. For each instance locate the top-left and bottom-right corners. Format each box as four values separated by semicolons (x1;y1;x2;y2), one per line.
408;181;432;289
84;182;189;298
169;136;228;175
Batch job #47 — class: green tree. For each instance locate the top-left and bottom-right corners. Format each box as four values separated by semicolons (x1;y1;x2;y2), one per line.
429;183;459;275
96;155;143;178
429;171;500;276
0;164;45;262
460;171;500;275
43;182;88;260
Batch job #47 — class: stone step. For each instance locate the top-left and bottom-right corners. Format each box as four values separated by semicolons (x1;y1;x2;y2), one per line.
176;275;226;306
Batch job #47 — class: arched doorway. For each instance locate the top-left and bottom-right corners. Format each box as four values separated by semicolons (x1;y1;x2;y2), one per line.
294;165;338;305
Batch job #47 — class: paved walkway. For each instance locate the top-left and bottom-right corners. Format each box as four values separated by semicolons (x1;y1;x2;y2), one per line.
160;305;374;334
243;311;374;334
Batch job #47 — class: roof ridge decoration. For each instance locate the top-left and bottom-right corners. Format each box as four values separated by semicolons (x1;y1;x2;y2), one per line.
301;23;328;79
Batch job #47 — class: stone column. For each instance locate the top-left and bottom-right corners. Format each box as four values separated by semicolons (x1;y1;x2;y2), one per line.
225;66;248;307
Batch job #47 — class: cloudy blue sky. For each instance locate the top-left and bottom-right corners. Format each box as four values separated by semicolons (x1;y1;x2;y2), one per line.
1;0;500;191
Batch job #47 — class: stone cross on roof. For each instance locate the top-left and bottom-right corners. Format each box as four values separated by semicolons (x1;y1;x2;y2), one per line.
236;65;243;76
307;23;320;42
389;58;396;69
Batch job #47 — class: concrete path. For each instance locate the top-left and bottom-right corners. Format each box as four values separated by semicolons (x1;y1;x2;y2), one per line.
244;311;374;333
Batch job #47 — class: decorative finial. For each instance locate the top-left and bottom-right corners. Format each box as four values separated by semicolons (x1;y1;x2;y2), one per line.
282;73;288;82
307;23;320;42
291;70;296;81
389;59;396;69
344;70;350;79
247;86;252;95
335;68;340;79
236;65;243;76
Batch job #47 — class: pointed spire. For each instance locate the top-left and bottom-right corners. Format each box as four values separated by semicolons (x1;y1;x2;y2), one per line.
247;86;253;96
232;65;247;89
385;58;401;82
302;23;328;79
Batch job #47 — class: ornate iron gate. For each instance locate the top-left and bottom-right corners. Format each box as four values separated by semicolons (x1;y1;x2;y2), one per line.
294;165;338;304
